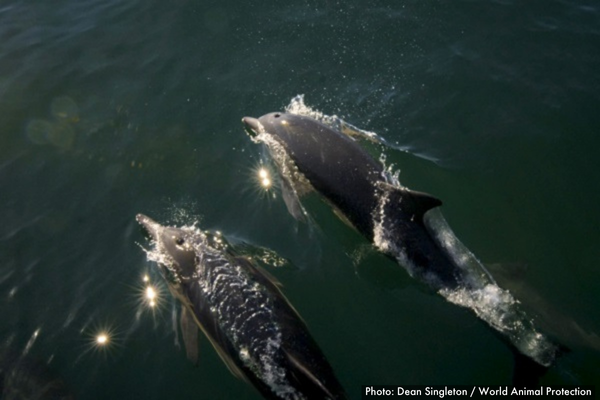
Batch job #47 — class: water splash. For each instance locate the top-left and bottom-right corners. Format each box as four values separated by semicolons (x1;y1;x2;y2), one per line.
285;94;387;145
371;182;558;365
286;95;404;186
427;209;559;366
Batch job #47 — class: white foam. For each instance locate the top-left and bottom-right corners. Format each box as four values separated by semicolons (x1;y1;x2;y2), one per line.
440;283;557;366
373;191;559;366
285;94;387;144
428;211;559;366
372;185;414;275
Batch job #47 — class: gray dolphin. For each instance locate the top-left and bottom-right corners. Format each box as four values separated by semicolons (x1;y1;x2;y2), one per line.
136;214;346;400
242;112;560;370
243;113;458;289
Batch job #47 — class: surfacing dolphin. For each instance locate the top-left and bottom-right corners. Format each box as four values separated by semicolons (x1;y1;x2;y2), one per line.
242;112;560;370
136;214;346;400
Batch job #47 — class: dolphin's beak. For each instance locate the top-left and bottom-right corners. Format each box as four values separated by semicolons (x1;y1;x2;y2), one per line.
242;117;261;138
136;214;161;241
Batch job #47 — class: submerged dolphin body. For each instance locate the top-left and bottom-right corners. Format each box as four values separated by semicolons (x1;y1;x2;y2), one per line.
242;112;559;368
136;214;346;400
0;345;74;400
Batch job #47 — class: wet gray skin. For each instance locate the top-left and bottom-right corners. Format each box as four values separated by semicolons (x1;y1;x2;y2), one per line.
242;113;456;288
242;113;560;371
136;214;347;400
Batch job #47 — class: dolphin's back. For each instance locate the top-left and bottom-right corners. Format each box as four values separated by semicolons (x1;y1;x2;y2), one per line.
260;113;383;236
183;244;346;399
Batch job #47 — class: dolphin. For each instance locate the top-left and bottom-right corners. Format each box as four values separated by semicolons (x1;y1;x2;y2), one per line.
242;112;560;369
242;113;460;289
136;214;346;400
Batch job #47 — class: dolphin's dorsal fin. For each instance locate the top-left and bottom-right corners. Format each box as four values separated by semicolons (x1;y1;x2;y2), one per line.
409;189;443;218
377;181;442;222
180;307;199;365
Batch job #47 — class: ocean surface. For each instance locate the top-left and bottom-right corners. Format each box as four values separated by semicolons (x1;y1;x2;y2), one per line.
1;0;599;398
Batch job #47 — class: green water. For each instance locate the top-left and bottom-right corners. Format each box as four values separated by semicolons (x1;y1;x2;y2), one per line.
0;1;599;398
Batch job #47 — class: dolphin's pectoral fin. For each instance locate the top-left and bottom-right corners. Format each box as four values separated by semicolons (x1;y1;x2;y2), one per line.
280;176;307;222
180;307;199;365
188;309;250;384
283;349;337;399
206;335;250;383
332;205;358;232
377;181;442;222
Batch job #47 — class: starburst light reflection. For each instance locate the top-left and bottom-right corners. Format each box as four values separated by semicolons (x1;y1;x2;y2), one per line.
258;167;272;188
145;286;157;308
96;333;109;346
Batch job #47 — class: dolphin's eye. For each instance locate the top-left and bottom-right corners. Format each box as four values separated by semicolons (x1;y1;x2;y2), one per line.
175;237;184;246
274;113;281;118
